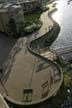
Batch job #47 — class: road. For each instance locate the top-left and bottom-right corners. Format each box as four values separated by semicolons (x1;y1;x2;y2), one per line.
0;33;16;67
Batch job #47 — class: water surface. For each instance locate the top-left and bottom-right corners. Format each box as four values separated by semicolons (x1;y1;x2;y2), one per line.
51;0;72;49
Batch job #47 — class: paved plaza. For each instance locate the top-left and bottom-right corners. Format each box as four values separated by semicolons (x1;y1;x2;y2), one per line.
0;4;63;105
5;46;61;103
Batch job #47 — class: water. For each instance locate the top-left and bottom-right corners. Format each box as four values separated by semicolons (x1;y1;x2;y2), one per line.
51;0;72;49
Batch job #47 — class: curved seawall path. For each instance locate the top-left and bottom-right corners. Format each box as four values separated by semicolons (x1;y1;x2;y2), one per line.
0;3;63;107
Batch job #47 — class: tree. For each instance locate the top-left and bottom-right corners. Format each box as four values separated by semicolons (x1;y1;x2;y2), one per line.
7;17;17;37
17;21;25;36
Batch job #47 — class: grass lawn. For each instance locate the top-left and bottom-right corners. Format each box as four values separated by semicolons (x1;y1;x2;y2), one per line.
24;12;41;22
24;12;42;34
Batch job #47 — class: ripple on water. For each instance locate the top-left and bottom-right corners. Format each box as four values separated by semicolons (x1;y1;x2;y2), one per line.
51;0;72;49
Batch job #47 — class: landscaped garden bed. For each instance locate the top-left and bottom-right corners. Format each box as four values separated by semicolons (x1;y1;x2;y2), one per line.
24;12;42;34
24;21;42;34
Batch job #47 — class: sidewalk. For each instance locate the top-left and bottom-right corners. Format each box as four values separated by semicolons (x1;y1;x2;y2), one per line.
0;94;9;108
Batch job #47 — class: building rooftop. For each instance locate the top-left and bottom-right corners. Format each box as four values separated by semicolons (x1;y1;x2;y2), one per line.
0;3;21;13
17;0;38;4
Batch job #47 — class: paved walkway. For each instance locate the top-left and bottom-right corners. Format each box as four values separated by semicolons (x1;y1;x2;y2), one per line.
0;4;62;104
0;94;9;108
29;4;54;40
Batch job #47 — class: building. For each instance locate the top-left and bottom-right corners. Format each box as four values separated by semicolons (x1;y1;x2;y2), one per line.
16;0;50;14
0;3;24;34
16;0;41;13
38;0;47;4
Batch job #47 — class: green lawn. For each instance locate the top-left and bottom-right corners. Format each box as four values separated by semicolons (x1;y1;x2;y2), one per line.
24;12;42;34
24;12;41;22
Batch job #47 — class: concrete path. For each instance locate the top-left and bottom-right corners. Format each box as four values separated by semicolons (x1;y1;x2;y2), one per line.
0;94;9;108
